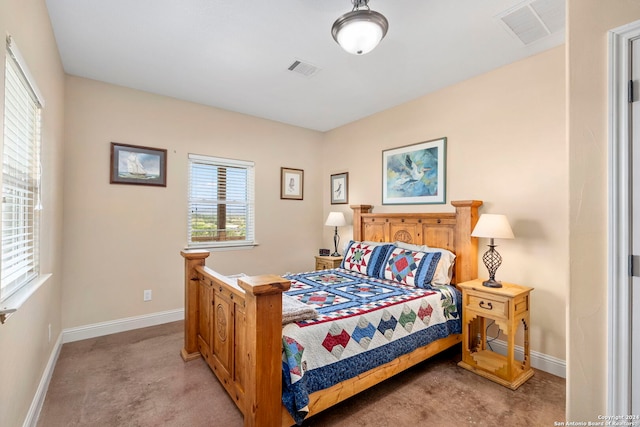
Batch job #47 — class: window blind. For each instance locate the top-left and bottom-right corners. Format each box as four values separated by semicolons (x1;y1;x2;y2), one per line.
1;39;42;302
187;154;255;248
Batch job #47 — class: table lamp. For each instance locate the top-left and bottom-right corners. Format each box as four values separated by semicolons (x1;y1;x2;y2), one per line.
325;212;347;257
471;214;515;288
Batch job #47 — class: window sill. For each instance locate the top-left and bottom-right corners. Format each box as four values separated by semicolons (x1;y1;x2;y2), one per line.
0;273;52;324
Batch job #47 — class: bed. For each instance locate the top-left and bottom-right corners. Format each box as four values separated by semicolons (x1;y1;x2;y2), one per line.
180;200;482;427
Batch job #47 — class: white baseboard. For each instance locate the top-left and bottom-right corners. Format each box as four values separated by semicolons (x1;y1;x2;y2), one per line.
28;309;563;427
27;309;184;426
23;333;63;427
59;310;565;378
62;308;185;343
489;338;566;378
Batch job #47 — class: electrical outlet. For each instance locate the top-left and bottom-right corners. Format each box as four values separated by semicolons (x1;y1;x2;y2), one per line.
143;290;152;302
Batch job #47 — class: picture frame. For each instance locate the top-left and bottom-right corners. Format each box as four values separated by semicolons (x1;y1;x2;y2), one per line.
382;137;446;205
280;167;304;200
330;172;349;204
110;142;167;187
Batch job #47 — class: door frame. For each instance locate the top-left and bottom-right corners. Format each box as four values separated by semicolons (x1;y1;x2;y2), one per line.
608;21;640;415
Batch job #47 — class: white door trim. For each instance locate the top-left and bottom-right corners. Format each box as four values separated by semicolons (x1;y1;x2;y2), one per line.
608;21;640;416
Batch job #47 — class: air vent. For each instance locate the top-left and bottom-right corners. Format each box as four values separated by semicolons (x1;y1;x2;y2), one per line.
496;0;565;45
287;60;320;78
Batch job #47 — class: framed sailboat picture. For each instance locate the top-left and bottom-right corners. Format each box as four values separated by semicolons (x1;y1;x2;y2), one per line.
110;142;167;187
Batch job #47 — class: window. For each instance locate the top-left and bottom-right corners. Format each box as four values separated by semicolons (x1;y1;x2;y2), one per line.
188;154;255;249
1;36;43;303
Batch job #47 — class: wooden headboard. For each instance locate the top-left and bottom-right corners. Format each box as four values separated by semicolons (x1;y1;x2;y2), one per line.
351;200;483;284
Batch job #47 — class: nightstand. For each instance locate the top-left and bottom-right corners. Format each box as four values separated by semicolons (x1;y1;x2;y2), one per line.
457;279;534;390
315;255;342;270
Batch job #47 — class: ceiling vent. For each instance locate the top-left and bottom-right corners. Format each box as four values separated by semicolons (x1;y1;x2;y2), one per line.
287;60;320;78
496;0;565;45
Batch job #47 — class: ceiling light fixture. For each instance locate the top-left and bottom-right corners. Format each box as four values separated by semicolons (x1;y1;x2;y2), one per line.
331;0;388;55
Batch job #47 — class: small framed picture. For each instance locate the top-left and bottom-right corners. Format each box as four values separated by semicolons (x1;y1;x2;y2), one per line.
110;142;167;187
330;172;349;204
382;137;446;205
281;167;304;200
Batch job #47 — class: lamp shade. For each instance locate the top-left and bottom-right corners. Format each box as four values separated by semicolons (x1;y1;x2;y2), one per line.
471;214;515;239
332;9;388;55
325;211;347;227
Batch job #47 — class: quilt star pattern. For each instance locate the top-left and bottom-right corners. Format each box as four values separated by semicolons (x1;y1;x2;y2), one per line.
281;268;461;425
285;269;437;324
341;241;378;274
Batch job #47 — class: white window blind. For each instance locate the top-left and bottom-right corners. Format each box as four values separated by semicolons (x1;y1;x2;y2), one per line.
188;154;255;248
1;37;42;303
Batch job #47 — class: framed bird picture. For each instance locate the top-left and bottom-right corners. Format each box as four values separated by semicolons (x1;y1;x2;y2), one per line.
382;137;446;205
330;172;348;204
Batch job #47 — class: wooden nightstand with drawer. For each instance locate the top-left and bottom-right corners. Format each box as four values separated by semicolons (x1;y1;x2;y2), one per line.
314;255;342;270
457;279;534;390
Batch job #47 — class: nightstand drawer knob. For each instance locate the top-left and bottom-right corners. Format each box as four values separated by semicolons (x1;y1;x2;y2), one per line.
479;300;493;310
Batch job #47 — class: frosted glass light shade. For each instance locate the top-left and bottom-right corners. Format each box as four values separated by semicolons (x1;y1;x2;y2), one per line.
471;214;515;239
331;9;388;55
325;212;347;227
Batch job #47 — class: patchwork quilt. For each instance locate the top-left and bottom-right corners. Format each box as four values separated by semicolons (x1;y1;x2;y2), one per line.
281;268;462;425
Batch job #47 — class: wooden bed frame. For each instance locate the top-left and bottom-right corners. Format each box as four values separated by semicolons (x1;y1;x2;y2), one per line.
180;200;482;427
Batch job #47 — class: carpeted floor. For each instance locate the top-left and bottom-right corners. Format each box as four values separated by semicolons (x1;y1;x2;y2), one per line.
37;321;565;427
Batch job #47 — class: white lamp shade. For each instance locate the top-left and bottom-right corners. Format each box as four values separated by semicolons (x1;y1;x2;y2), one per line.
325;211;347;227
332;9;388;55
471;214;515;239
336;19;383;55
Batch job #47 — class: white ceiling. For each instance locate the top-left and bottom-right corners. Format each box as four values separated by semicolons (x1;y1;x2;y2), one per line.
45;0;565;132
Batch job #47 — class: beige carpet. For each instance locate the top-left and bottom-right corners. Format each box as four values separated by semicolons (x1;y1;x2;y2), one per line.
37;321;565;426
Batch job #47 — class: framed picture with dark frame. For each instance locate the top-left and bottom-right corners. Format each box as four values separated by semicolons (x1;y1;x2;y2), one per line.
382;137;446;205
110;142;167;187
330;172;349;204
280;167;304;200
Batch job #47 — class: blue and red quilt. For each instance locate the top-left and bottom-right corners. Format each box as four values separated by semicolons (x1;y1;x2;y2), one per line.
281;268;461;425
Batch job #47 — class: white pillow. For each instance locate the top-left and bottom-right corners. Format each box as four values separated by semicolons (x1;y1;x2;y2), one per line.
394;241;455;285
361;240;388;246
393;241;429;252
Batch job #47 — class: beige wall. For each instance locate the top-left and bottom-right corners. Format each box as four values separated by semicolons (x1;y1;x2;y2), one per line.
62;76;324;328
11;0;640;423
323;46;568;361
0;0;66;426
567;0;640;420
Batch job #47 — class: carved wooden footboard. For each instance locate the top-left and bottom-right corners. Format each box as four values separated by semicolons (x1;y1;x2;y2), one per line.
181;200;482;427
180;253;288;426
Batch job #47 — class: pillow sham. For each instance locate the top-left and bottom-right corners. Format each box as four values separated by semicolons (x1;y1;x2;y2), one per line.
394;241;455;285
382;247;442;289
341;241;393;277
